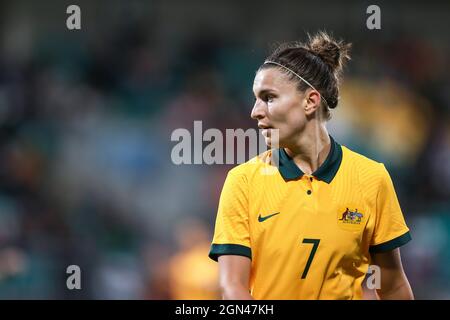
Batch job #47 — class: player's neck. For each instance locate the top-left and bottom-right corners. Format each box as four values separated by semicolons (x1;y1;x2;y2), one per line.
284;123;331;175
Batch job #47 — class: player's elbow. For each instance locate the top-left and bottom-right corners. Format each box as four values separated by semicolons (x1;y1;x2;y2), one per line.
376;273;414;300
219;280;252;300
218;255;253;299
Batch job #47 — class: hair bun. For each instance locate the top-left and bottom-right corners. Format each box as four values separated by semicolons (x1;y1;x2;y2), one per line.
306;31;351;75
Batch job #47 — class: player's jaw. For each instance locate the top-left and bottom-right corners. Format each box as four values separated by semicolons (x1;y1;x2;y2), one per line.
258;122;284;148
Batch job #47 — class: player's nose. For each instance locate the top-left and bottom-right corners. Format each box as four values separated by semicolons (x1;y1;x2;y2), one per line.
251;100;266;120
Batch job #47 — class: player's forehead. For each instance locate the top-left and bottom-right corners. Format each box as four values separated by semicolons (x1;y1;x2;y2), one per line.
253;67;292;95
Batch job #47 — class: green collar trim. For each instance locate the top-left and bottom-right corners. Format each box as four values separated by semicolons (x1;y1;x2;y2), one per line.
276;135;343;184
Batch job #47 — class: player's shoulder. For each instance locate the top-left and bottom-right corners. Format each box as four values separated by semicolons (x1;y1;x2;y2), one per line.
341;145;388;181
227;149;275;178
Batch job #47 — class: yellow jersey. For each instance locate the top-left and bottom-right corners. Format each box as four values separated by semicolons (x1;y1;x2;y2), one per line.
209;136;411;299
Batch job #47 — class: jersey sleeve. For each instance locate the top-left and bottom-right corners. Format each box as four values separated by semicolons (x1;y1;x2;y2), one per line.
369;164;411;253
208;169;252;262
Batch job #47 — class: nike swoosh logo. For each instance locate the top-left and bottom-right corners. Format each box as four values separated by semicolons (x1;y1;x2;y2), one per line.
258;212;280;222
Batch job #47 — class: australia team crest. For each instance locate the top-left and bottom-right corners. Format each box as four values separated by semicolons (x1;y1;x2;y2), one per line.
337;205;367;231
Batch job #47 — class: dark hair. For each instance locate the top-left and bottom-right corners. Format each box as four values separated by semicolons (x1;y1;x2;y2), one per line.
260;31;351;120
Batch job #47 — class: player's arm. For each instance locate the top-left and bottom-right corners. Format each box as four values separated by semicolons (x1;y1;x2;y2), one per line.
210;169;253;299
370;248;414;300
218;255;253;300
369;164;413;299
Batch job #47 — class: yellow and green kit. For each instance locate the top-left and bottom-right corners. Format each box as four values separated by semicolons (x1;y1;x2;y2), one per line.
209;136;411;299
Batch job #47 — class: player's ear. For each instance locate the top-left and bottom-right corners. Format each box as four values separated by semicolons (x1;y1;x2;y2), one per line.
304;89;321;116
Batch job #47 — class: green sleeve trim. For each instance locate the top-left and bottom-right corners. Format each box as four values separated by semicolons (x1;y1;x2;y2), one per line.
369;231;412;253
208;243;252;262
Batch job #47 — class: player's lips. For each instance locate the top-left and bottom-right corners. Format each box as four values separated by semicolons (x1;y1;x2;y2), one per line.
258;123;273;129
258;124;274;137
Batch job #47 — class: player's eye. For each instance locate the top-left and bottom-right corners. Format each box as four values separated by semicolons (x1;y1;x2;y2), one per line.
266;95;275;103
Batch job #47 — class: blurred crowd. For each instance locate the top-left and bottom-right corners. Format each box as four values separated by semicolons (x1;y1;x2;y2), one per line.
0;0;449;299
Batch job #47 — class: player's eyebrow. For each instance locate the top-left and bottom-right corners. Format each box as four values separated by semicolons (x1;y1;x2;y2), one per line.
253;88;278;98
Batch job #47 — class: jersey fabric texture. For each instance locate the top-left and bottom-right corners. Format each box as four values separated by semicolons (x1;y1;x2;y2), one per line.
209;136;411;300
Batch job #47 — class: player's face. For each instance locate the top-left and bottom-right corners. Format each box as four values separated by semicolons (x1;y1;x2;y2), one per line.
251;68;307;148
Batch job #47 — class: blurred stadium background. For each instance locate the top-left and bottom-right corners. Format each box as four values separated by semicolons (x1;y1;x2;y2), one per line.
0;0;449;299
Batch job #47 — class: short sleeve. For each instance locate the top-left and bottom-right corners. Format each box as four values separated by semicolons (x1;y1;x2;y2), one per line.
369;164;411;253
208;170;252;262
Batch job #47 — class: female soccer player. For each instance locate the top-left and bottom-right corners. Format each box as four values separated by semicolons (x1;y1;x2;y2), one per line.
209;32;414;300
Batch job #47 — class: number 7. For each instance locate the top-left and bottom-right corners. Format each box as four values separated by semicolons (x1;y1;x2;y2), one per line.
301;238;320;279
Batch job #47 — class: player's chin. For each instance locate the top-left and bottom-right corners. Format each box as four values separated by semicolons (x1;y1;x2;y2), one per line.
264;129;282;147
265;134;283;148
264;136;277;148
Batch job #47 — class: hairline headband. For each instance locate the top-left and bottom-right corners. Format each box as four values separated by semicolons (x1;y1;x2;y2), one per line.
263;60;330;108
